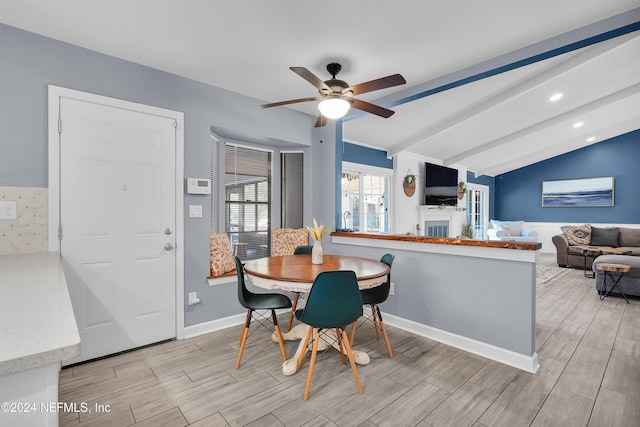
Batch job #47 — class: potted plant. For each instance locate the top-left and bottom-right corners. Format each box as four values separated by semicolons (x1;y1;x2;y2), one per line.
461;223;474;239
403;171;416;197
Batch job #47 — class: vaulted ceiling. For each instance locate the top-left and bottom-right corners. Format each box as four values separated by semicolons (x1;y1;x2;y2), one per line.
2;1;638;176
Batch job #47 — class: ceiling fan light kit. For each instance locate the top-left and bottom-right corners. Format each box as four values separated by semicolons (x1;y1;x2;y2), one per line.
261;62;406;127
318;97;350;119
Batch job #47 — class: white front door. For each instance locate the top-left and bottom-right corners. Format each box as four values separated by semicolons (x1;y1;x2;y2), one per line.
58;96;178;364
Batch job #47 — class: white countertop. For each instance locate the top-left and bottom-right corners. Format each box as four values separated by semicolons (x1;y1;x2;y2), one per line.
0;252;80;375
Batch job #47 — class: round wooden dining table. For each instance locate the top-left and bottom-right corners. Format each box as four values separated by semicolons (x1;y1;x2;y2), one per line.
243;254;390;375
244;254;390;292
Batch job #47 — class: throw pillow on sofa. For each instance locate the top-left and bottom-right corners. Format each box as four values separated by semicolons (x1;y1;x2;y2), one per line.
590;227;619;247
490;220;524;236
561;224;591;246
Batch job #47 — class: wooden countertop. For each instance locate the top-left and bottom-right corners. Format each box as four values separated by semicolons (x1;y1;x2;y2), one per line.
330;232;541;251
0;252;81;375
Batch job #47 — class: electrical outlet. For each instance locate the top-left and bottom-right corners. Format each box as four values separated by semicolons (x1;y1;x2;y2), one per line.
188;291;201;305
389;282;395;296
0;201;17;220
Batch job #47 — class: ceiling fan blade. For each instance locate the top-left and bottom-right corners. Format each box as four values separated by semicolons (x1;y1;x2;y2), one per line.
345;74;406;96
261;96;323;108
290;67;332;93
350;98;395;118
314;115;328;127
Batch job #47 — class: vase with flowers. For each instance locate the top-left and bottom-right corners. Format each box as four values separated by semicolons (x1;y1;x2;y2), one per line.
307;218;329;264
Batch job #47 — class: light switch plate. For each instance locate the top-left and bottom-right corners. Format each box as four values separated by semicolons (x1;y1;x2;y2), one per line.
0;201;17;220
189;205;203;218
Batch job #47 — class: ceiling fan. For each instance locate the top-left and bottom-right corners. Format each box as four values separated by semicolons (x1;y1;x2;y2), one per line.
261;63;406;127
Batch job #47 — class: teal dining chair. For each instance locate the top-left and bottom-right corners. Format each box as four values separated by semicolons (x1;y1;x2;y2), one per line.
286;245;314;332
350;253;395;358
234;256;292;369
295;270;364;400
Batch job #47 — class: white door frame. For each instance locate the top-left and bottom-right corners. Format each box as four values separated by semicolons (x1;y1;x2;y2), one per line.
467;183;490;239
47;85;185;340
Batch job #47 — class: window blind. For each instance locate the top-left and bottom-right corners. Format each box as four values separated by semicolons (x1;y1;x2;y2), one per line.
224;144;272;261
280;152;303;228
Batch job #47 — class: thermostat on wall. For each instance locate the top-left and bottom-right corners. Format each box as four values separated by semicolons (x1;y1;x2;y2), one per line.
187;178;211;195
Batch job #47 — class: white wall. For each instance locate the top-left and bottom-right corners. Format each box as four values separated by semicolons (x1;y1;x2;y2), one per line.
393;152;467;236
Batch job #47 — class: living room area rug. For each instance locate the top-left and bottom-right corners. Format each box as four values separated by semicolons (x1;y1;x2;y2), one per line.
537;264;572;288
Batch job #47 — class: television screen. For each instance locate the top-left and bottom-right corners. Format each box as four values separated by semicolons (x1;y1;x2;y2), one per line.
425;162;458;206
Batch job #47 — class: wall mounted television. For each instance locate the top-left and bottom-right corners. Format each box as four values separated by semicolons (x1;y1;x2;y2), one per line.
424;162;459;206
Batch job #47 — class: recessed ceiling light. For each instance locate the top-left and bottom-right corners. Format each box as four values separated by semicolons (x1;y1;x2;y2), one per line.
587;137;596;142
549;93;563;102
573;122;584;128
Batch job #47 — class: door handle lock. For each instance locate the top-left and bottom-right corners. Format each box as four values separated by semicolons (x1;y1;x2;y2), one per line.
164;227;173;235
164;243;174;251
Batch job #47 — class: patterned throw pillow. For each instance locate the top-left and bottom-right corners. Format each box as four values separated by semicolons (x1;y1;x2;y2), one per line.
210;233;235;277
272;228;309;256
590;227;619;247
561;224;591;246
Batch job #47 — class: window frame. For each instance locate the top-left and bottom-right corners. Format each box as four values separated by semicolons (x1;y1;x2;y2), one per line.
341;161;394;234
224;142;273;261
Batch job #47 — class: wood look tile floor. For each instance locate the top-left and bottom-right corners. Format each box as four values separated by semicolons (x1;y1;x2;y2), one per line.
59;255;640;426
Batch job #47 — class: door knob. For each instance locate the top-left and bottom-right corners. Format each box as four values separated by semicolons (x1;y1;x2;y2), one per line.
164;227;173;235
164;243;174;251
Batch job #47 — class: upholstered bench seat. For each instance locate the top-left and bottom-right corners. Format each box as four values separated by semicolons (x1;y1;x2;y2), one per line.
593;254;640;298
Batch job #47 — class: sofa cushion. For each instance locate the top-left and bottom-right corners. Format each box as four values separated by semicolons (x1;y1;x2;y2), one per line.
590;227;619;247
561;224;591;246
618;227;640;247
491;220;524;236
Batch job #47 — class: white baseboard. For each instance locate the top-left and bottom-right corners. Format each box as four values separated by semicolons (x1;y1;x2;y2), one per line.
183;309;540;373
184;313;246;339
183;308;291;339
383;312;540;373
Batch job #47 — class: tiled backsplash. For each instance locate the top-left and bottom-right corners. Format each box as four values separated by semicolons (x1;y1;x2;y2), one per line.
0;186;48;255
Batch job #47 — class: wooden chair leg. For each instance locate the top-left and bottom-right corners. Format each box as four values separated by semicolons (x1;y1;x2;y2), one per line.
287;292;300;332
235;310;253;369
349;321;357;346
271;309;288;362
376;306;394;358
297;326;313;371
304;328;321;400
341;329;363;394
371;304;381;339
336;328;346;365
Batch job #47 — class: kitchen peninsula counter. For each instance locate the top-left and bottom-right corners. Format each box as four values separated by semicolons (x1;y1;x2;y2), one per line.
0;251;80;427
331;232;541;250
328;231;541;373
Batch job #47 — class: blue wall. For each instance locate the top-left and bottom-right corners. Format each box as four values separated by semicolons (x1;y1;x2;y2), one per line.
494;129;640;223
342;141;393;169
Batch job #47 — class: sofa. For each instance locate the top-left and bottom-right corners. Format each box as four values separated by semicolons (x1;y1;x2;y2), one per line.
487;220;538;243
592;254;640;298
552;225;640;269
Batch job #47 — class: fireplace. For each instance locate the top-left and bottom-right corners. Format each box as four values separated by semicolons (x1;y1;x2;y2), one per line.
418;206;465;238
425;220;449;238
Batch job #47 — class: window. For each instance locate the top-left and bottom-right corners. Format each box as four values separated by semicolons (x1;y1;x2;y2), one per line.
341;162;392;233
280;152;303;228
225;144;272;261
